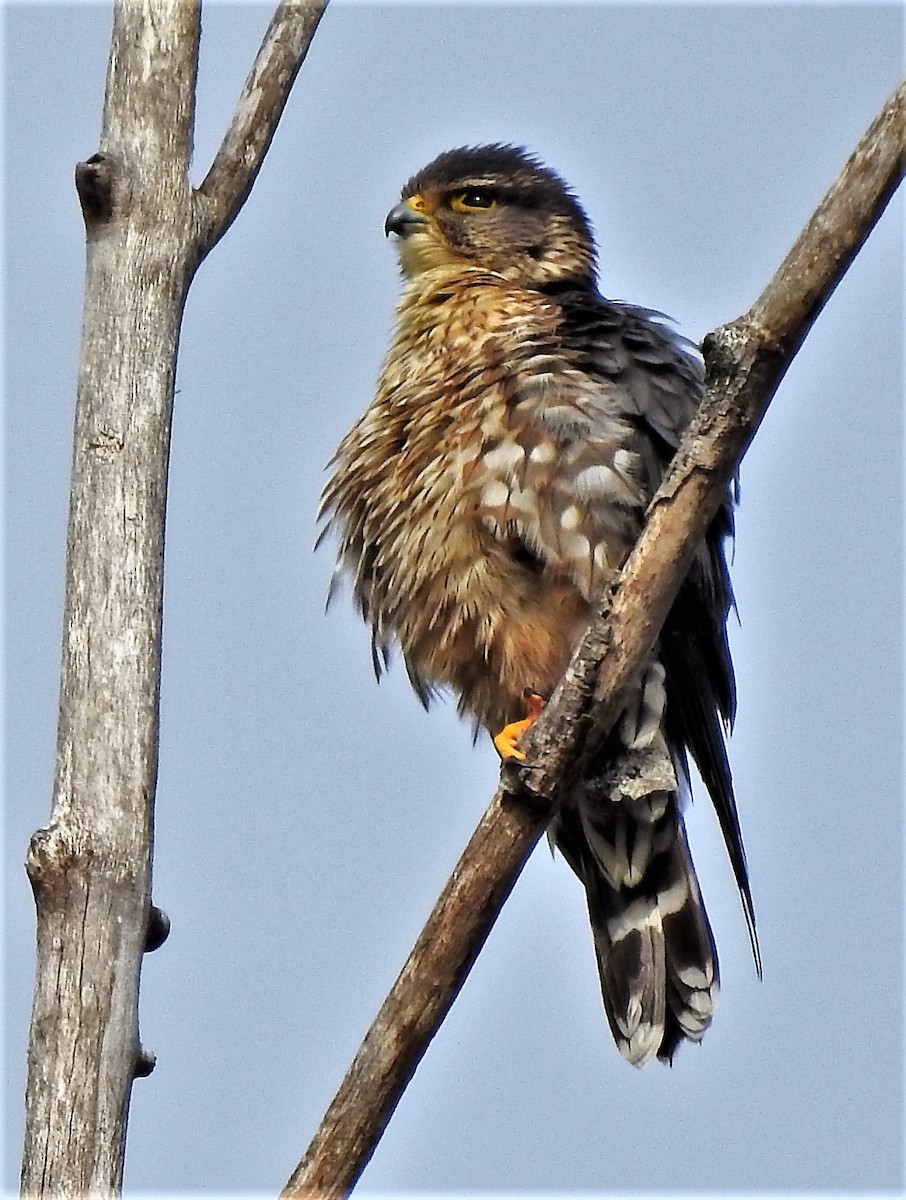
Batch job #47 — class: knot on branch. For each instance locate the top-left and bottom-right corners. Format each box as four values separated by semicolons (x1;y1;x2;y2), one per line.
144;905;171;953
75;152;115;228
499;767;558;819
86;422;126;461
134;1045;157;1078
25;824;82;901
701;319;750;381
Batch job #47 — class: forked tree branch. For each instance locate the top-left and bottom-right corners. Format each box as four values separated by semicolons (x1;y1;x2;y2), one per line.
20;3;328;1196
284;78;905;1200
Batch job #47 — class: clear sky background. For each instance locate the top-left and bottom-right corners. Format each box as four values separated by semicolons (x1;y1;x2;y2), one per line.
4;3;903;1196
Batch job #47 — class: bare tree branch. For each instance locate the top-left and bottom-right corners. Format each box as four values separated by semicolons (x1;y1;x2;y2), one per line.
284;77;905;1200
523;76;906;794
195;0;329;256
21;3;201;1194
281;784;547;1200
20;2;328;1195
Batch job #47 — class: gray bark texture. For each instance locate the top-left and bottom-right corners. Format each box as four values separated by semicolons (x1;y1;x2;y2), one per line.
20;2;326;1196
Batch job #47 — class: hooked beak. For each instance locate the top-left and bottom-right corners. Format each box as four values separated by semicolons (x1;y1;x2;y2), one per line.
384;200;432;238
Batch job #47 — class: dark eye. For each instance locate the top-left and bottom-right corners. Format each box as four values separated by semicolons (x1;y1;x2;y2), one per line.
450;188;497;213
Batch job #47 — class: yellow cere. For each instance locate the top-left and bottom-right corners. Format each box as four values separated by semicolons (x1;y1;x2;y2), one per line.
406;193;435;215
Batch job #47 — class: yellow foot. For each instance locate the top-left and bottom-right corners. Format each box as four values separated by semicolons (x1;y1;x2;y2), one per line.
493;691;546;762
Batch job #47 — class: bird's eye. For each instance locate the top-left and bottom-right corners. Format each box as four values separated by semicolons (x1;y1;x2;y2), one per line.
450;189;497;213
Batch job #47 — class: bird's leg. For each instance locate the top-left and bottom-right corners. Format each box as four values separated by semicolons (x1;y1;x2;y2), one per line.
493;690;547;761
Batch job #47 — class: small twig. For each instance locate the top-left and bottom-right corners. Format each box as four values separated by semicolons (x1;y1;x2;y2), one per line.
284;79;905;1199
195;0;329;255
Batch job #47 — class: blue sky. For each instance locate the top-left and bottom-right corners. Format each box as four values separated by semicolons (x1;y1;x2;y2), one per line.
4;3;903;1194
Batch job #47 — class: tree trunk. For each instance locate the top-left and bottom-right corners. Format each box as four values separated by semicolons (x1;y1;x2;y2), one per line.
20;1;326;1191
20;3;202;1194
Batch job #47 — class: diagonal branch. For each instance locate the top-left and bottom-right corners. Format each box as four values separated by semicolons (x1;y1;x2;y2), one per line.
283;78;905;1199
194;0;329;257
522;74;906;793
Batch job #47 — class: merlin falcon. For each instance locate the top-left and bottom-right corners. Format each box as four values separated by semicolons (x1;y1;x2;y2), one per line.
321;145;759;1066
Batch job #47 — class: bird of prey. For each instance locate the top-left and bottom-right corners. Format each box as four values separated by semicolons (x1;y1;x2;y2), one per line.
321;144;759;1066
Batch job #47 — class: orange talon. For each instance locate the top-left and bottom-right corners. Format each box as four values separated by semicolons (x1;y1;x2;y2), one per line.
493;691;546;761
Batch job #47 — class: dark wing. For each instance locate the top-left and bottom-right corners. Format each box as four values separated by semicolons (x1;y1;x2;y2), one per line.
553;289;760;972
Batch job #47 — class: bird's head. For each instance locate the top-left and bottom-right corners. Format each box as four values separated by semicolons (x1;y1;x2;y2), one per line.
385;144;597;289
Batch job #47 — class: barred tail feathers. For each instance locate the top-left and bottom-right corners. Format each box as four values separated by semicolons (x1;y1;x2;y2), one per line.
553;738;719;1066
584;815;719;1065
